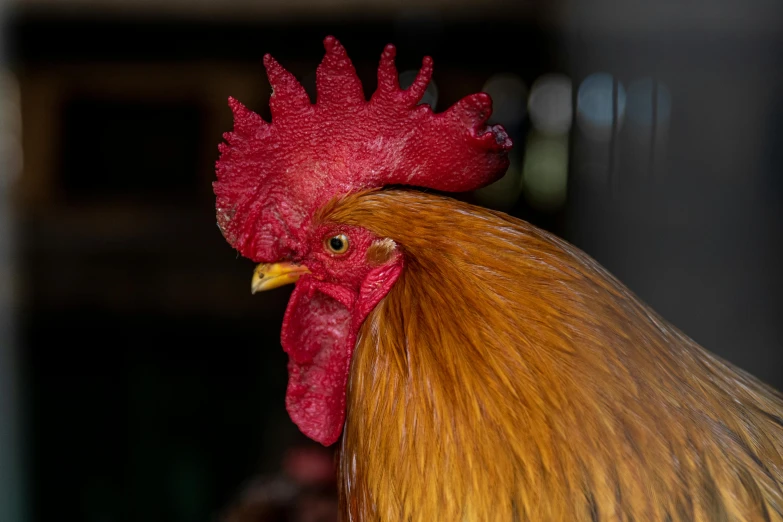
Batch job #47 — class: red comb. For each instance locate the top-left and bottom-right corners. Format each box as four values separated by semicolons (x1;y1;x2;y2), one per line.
214;36;512;262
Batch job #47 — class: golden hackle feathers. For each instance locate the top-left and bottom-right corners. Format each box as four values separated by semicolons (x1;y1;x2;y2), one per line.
316;189;783;522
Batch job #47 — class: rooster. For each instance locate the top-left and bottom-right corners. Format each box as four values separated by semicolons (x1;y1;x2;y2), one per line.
214;36;783;521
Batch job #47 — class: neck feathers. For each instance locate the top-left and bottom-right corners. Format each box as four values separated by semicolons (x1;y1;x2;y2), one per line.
325;190;783;522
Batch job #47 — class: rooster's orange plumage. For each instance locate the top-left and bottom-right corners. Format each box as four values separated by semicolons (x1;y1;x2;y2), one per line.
214;37;783;521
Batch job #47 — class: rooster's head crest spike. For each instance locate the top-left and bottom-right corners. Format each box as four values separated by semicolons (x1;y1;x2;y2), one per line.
214;35;513;263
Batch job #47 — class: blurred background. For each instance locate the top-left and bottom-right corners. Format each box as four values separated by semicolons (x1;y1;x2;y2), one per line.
1;0;782;521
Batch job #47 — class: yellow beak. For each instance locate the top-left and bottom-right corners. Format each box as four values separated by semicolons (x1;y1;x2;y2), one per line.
251;262;310;294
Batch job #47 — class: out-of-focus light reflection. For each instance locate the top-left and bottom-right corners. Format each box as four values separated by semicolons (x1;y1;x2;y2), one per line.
522;133;569;212
0;72;20;132
482;73;527;128
399;70;438;111
0;71;22;188
627;78;671;126
474;149;523;211
0;67;25;522
577;73;626;142
528;74;572;135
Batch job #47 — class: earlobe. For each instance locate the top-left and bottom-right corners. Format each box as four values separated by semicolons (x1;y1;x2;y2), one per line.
355;254;404;325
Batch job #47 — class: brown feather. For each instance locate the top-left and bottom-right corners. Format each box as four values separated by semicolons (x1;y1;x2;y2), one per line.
316;189;783;522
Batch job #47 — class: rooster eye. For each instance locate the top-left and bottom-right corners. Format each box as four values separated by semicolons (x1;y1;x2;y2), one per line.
326;234;349;254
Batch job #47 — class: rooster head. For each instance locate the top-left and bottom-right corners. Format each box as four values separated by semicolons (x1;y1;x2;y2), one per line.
213;36;512;445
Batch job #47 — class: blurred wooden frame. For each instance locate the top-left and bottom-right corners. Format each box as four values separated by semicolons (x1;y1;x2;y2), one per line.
17;61;280;210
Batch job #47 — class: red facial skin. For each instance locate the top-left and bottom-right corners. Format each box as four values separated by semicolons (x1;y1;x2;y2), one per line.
280;224;403;445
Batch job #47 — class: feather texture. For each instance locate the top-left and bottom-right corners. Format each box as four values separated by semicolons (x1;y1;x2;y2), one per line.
316;189;783;522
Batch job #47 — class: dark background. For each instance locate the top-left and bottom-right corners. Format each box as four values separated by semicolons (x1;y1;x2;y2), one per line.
1;1;782;521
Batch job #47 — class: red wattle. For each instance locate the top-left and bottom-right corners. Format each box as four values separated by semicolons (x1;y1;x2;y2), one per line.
281;277;355;446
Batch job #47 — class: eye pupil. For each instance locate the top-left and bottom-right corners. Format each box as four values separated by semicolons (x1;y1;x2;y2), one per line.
329;236;346;252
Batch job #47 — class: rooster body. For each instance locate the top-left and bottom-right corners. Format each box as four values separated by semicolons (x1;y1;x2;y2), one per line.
214;37;783;522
